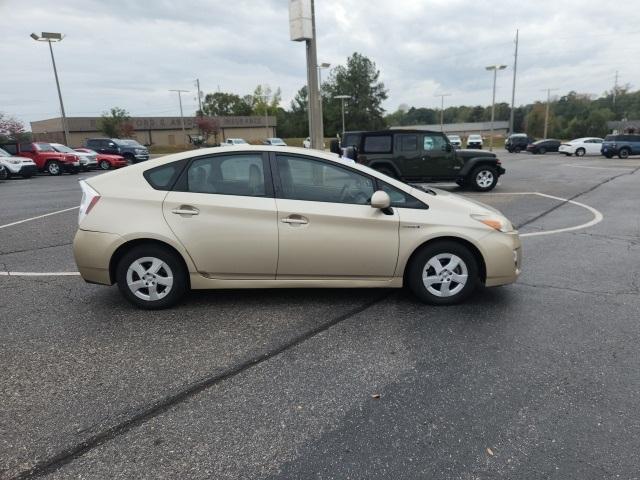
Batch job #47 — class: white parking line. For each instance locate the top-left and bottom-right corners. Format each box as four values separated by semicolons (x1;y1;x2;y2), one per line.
0;271;80;276
0;206;79;230
563;164;635;171
471;192;603;237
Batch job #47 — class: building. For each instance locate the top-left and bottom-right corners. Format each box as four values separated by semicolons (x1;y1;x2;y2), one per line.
30;116;277;147
392;121;509;137
607;120;640;134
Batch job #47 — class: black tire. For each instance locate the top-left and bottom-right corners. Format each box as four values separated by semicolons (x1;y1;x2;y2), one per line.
514;146;521;153
604;153;613;159
406;240;480;305
116;244;188;310
124;153;135;164
46;161;62;176
99;160;111;170
538;147;546;155
575;148;586;157
619;148;630;159
375;166;398;179
468;165;498;192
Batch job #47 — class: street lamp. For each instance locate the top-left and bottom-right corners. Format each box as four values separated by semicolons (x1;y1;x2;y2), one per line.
334;95;350;136
31;32;70;145
485;64;507;151
169;89;189;146
317;62;330;87
434;93;451;132
261;94;271;140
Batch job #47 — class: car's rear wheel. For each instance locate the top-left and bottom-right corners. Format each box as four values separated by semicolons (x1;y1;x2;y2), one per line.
375;166;398;179
47;161;62;176
469;165;498;192
619;148;630;159
99;160;111;170
575;147;586;157
407;241;480;305
116;245;188;309
538;147;546;154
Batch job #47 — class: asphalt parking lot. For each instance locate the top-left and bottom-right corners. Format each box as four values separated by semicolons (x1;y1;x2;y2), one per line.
1;151;640;479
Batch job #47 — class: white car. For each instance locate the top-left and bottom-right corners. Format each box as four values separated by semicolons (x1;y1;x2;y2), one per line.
51;143;97;170
466;134;483;149
559;137;604;157
0;147;37;178
303;137;311;148
447;134;462;149
223;138;249;146
264;137;287;146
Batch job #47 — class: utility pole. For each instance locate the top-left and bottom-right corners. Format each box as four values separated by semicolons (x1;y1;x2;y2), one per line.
613;70;619;106
434;93;451;132
486;65;507;151
541;88;558;139
509;29;519;134
335;95;350;136
195;78;203;116
169;89;189;146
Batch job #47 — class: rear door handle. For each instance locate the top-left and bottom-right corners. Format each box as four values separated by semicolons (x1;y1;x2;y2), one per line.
281;216;308;225
172;206;199;216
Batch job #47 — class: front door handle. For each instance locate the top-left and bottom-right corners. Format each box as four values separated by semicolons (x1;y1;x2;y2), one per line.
172;206;199;216
281;216;308;225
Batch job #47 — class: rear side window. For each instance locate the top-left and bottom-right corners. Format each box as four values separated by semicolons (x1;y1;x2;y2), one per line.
2;144;18;155
185;154;267;197
19;143;34;152
363;135;392;153
144;160;186;190
398;134;418;152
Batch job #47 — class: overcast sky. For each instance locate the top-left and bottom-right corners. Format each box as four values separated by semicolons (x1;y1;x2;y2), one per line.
1;0;638;127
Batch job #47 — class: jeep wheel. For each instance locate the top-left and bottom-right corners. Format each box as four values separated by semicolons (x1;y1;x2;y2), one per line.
47;161;62;176
575;148;586;157
407;240;480;305
619;148;630;159
469;166;498;192
376;166;397;179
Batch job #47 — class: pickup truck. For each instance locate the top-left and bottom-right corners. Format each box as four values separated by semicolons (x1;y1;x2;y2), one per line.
0;142;80;175
339;129;505;191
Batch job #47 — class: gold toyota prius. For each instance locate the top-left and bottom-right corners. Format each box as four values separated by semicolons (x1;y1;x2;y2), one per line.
73;146;521;309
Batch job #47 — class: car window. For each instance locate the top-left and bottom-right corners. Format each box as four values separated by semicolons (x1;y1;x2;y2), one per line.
144;161;186;191
2;144;18;155
593;139;603;144
378;181;427;209
276;154;374;205
363;135;392;153
397;134;418;152
423;134;447;151
342;133;361;147
19;143;34;152
186;154;266;197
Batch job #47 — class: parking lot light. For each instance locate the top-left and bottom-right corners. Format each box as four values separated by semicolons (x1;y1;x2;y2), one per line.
31;32;69;145
334;95;350;136
485;65;507;151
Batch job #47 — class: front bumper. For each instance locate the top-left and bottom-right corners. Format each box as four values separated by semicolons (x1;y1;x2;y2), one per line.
479;230;521;287
467;143;482;149
134;154;149;161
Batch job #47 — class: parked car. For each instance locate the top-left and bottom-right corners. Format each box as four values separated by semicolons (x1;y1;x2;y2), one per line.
222;138;248;146
86;138;149;163
303;137;311;148
0;142;80;175
73;145;521;309
559;137;604;157
343;129;505;191
505;133;534;153
601;134;640;159
466;134;483;149
447;134;462;149
526;139;561;154
0;164;7;181
263;138;287;146
0;147;38;178
74;148;127;170
51;143;97;171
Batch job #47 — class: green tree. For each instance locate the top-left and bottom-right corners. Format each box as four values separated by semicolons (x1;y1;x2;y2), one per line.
201;92;252;116
99;107;130;138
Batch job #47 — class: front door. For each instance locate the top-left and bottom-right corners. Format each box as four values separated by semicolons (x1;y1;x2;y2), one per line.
163;152;278;279
273;153;399;279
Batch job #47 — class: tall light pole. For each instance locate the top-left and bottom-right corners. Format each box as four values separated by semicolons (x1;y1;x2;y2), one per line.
509;29;519;135
434;93;451;132
335;95;350;136
317;62;330;87
261;94;271;139
195;78;203;116
169;89;189;146
31;32;69;145
541;88;558;139
485;65;507;151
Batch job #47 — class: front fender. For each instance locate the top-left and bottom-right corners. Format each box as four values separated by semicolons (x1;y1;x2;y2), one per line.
459;157;503;177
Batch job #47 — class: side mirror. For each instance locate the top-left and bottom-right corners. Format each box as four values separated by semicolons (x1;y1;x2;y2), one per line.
370;190;391;209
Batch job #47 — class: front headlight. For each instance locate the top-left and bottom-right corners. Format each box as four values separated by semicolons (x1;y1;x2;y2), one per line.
8;159;21;164
471;214;514;233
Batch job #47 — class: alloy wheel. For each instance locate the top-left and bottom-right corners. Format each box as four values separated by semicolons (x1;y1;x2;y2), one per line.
100;160;110;170
422;253;468;297
476;170;494;189
126;257;174;301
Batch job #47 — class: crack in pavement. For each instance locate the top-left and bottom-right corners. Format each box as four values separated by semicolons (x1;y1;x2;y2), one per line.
517;281;640;297
0;242;73;256
10;292;392;479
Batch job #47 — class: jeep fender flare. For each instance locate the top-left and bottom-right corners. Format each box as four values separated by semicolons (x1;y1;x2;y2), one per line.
369;161;401;178
458;157;500;178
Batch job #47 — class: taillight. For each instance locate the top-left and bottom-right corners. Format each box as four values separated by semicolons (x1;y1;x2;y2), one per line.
78;180;101;224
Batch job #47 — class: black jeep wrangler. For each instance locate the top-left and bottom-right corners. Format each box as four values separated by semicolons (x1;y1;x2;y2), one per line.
339;129;505;192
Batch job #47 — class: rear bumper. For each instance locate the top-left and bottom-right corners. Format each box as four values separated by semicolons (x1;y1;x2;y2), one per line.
73;229;124;285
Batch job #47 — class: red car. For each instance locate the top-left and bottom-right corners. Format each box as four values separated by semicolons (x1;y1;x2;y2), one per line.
74;148;128;170
1;142;79;175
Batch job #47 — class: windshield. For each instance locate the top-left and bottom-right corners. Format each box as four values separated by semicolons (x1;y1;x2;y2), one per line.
51;144;75;153
0;148;10;157
76;148;97;154
468;135;481;140
35;143;55;152
604;135;617;141
114;139;143;147
448;135;460;140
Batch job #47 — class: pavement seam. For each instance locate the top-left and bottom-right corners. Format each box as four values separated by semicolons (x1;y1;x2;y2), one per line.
10;292;391;480
515;165;640;230
0;242;73;257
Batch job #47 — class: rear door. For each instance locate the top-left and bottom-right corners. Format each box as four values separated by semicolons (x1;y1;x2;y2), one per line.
162;152;278;279
420;132;456;177
394;133;422;177
272;153;399;279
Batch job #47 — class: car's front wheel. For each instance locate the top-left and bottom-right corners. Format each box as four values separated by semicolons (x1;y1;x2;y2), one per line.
619;148;630;159
99;160;111;170
469;165;498;192
514;146;522;153
407;241;480;305
116;244;188;309
538;147;546;154
46;161;62;176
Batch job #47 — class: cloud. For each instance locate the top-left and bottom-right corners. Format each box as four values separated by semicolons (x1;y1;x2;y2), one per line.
1;0;638;128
